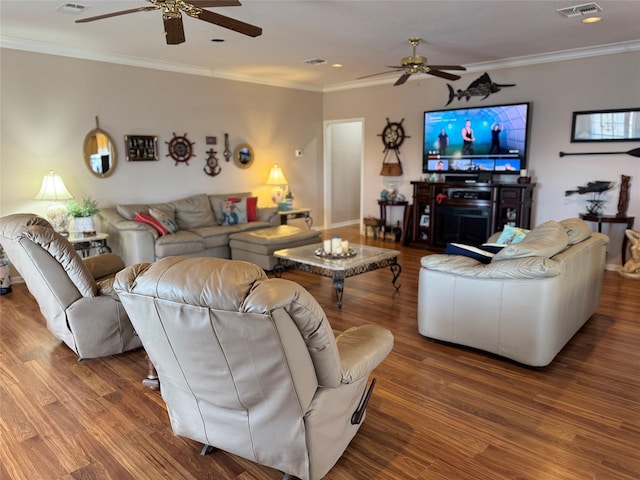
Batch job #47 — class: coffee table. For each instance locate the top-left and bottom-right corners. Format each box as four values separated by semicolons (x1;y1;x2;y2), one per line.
274;243;401;310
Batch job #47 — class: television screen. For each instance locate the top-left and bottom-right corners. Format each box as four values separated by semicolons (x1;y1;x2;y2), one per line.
423;102;530;174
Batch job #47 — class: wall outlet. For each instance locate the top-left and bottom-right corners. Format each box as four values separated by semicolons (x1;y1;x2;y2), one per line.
295;149;303;157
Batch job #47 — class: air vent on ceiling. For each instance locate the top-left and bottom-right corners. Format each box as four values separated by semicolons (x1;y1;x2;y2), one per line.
556;2;603;18
56;3;88;15
304;58;327;65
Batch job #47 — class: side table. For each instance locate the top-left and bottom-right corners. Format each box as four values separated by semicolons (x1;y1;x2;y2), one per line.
378;200;409;242
68;232;111;258
579;213;635;264
278;208;313;229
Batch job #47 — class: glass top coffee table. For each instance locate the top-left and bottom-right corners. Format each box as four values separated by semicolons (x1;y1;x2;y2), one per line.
274;243;401;310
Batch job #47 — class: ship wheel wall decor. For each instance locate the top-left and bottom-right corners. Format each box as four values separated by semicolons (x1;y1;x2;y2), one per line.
166;132;195;165
378;118;409;153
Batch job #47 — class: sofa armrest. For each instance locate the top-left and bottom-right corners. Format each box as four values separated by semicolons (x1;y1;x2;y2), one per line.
420;254;562;279
336;325;394;383
257;206;279;224
100;208;153;232
99;208;158;266
83;253;125;281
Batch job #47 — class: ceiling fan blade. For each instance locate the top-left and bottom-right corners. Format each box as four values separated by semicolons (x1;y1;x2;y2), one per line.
357;69;403;80
75;6;158;23
191;1;241;6
195;9;262;37
426;65;467;71
427;69;461;81
394;73;412;86
164;16;186;44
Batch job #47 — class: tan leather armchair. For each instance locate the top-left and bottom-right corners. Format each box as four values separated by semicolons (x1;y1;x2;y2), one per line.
114;256;393;480
0;214;141;359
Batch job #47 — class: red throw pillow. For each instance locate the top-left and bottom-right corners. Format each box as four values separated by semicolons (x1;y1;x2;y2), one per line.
246;196;258;222
135;212;168;236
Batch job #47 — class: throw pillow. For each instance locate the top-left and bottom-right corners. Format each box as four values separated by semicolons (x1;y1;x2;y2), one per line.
149;207;179;233
445;243;496;264
496;225;530;245
135;212;168;236
480;243;506;254
218;199;248;226
493;220;569;261
560;218;592;245
172;194;216;229
227;196;258;222
117;203;150;221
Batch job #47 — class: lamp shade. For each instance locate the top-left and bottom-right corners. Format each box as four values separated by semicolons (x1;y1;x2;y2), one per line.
265;164;288;186
34;170;73;201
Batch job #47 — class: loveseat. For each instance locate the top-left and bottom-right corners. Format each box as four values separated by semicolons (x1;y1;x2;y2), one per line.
418;218;609;366
100;193;279;266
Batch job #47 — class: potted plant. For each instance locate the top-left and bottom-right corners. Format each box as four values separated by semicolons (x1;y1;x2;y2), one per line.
67;196;99;233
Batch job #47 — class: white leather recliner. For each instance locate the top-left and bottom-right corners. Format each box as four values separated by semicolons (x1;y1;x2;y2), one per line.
0;213;141;359
114;256;394;480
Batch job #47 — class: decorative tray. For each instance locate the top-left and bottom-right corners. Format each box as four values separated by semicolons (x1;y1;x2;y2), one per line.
314;248;357;259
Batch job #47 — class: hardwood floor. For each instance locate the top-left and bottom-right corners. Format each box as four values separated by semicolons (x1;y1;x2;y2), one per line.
1;224;639;480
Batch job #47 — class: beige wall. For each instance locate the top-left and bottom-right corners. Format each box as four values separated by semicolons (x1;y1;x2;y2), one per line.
323;51;640;265
2;48;639;266
0;49;323;225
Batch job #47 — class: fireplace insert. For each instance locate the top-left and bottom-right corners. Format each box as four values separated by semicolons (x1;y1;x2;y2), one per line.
434;206;491;246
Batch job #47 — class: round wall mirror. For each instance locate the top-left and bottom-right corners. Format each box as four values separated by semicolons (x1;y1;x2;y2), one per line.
83;117;117;178
233;143;254;169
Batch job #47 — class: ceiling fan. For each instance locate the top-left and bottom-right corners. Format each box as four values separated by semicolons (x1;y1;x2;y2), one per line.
75;0;262;45
359;37;466;86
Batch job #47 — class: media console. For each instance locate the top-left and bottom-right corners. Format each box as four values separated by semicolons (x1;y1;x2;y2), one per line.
409;181;535;248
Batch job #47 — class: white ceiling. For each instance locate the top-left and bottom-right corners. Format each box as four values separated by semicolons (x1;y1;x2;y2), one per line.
1;0;640;91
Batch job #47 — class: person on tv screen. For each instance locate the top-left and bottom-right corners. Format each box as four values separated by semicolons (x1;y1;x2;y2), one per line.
438;129;449;156
461;119;475;155
488;122;503;154
436;160;445;170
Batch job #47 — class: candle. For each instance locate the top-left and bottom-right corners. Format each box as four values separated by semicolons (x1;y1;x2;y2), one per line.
341;240;349;252
331;236;342;254
520;169;528;177
323;239;332;254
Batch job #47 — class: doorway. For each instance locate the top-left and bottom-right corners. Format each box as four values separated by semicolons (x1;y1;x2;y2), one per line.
323;119;364;229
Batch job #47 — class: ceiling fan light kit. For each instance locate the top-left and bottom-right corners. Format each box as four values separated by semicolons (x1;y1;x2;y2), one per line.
75;0;262;45
358;37;466;86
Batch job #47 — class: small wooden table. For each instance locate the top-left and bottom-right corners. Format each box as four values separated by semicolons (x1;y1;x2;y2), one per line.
278;207;313;228
67;232;111;257
378;200;409;242
579;213;635;264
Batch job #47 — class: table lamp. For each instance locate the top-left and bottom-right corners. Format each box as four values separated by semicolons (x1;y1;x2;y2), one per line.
34;170;73;233
265;164;288;205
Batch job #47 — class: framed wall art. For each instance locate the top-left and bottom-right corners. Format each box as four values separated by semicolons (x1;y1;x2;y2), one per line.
125;135;158;161
571;108;640;143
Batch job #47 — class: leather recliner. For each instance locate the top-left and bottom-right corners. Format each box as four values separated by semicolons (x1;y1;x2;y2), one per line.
0;213;141;359
114;256;394;480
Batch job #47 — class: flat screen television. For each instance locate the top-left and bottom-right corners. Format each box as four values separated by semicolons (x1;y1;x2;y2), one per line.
423;102;530;176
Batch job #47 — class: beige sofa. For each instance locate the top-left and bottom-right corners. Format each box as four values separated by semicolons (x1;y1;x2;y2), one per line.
100;193;279;266
114;256;394;480
418;218;609;366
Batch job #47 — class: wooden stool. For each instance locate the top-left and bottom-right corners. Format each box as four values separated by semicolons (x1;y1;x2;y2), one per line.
364;218;384;238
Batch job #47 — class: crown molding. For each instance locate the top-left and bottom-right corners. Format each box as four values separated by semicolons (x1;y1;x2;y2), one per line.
2;36;639;94
322;40;640;93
